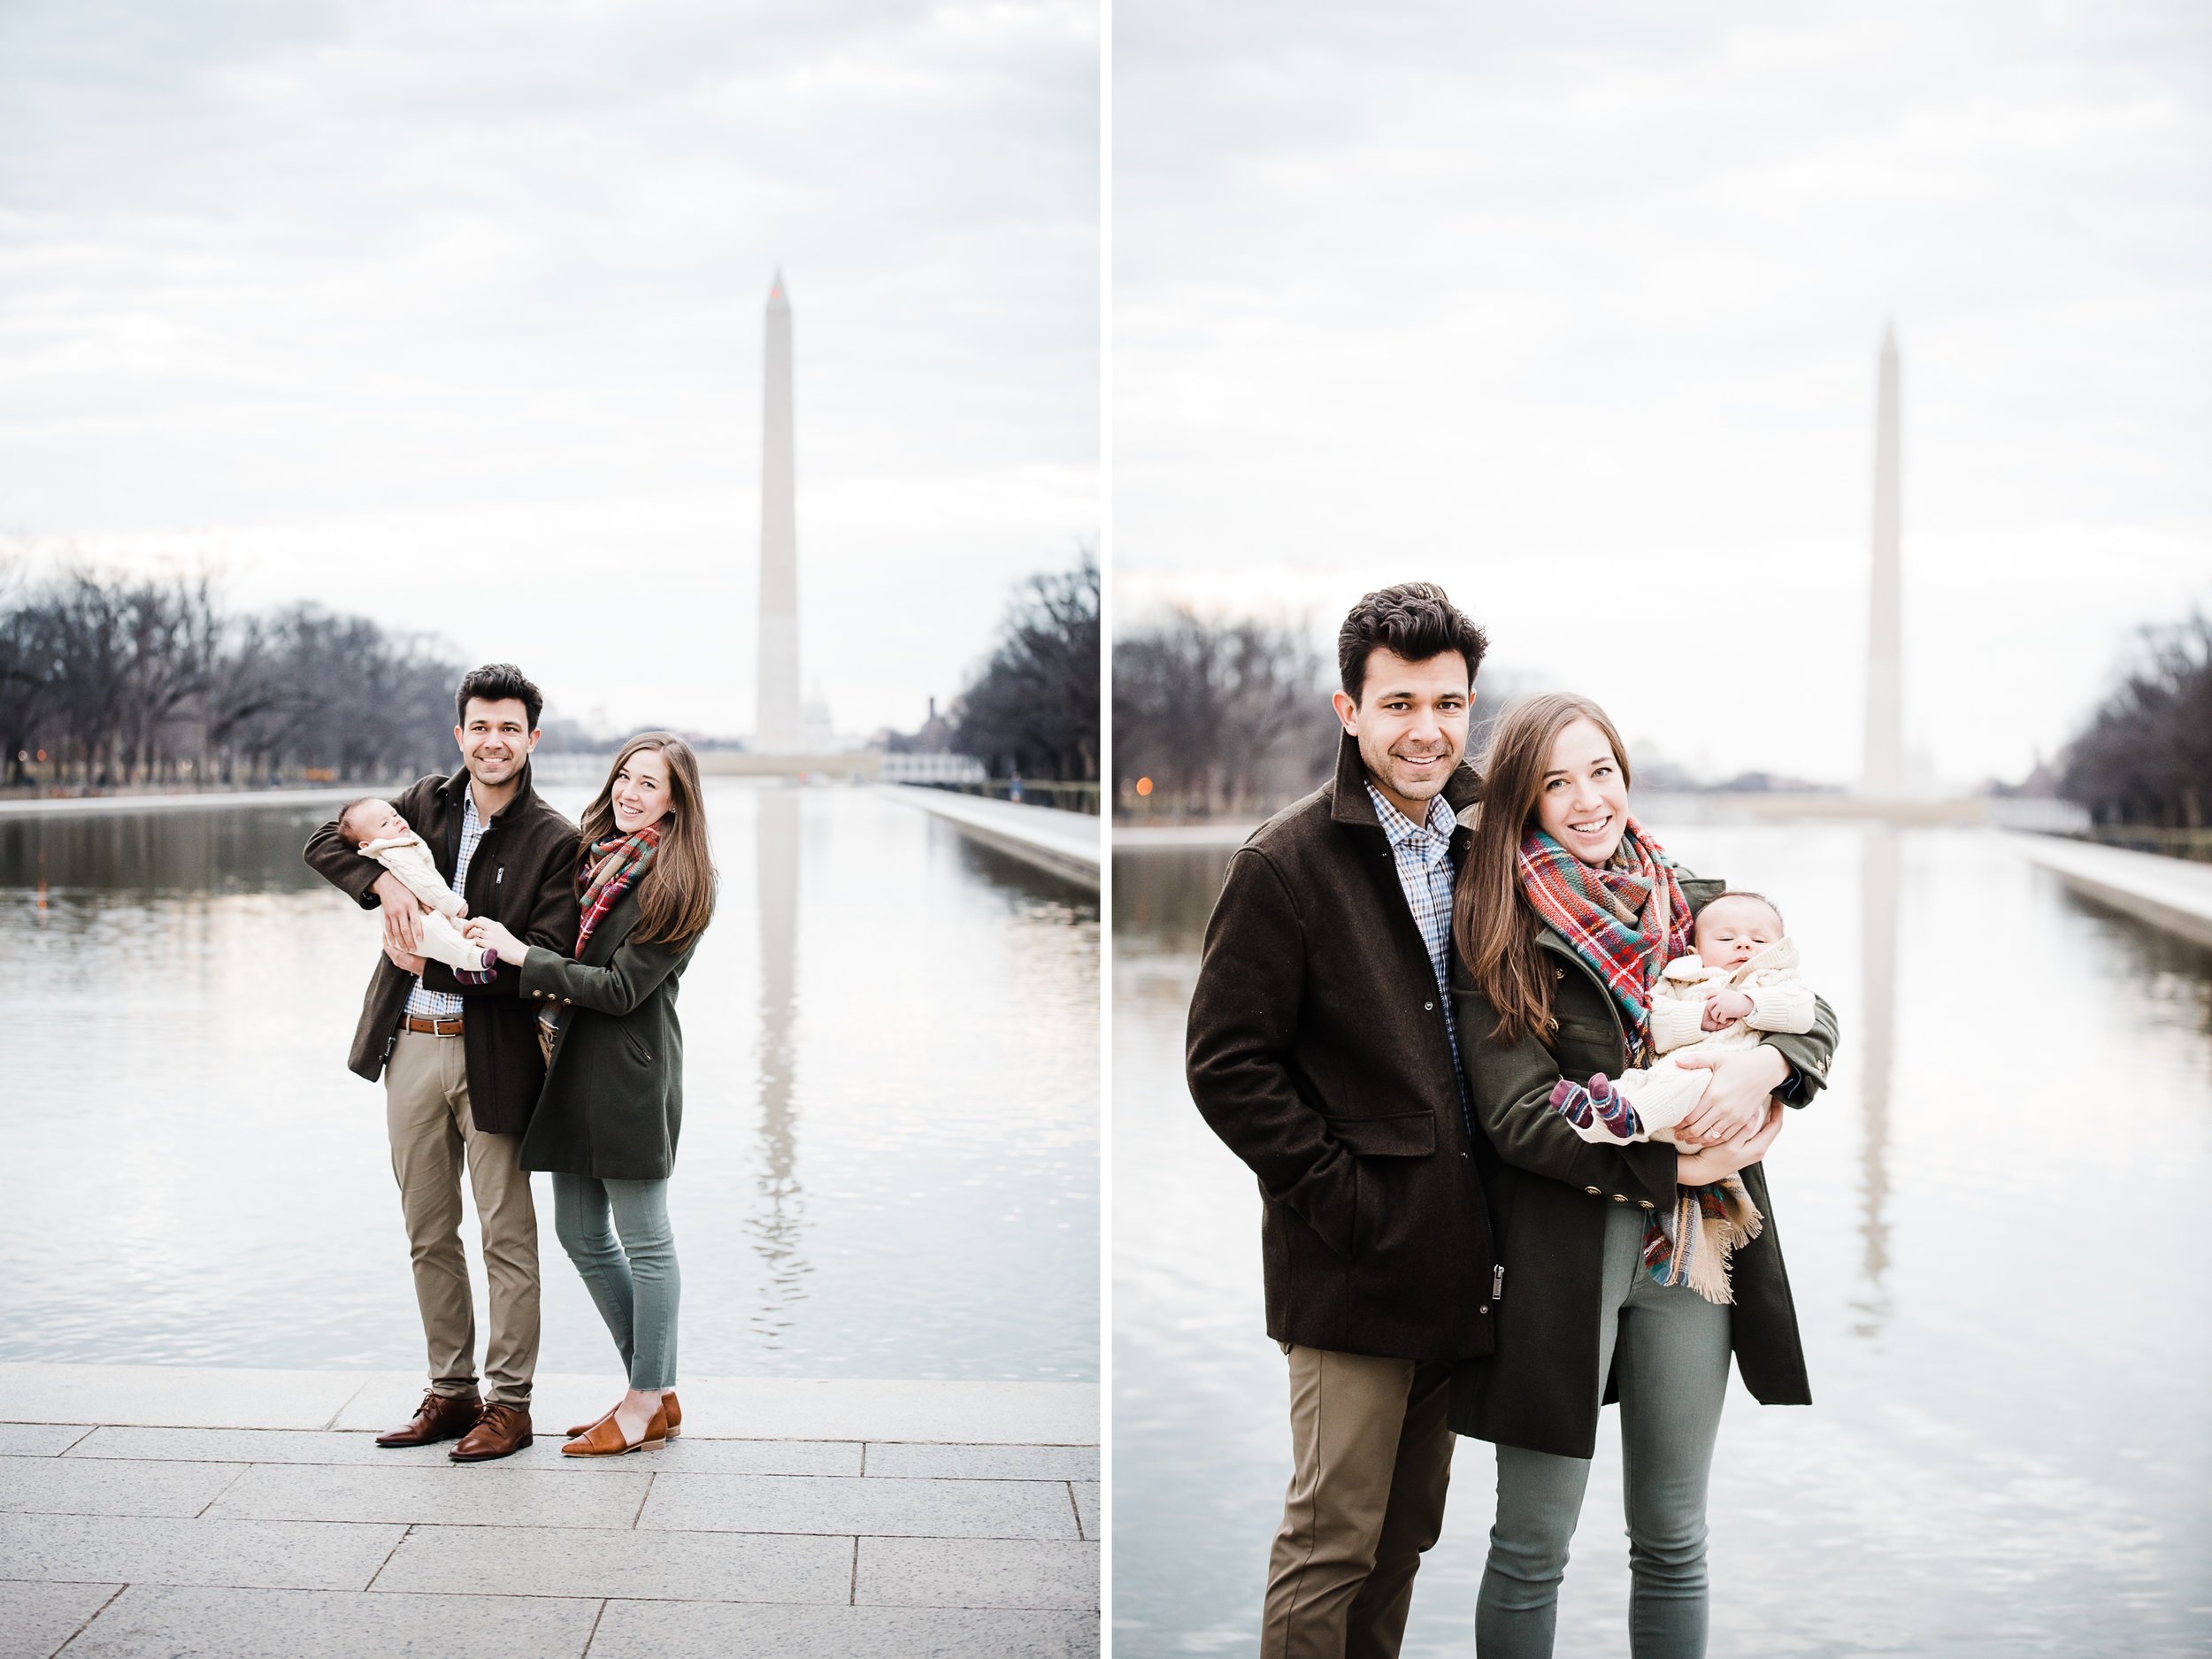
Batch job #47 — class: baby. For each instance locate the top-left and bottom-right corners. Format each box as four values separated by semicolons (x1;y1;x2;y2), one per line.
1548;890;1816;1148
335;797;495;974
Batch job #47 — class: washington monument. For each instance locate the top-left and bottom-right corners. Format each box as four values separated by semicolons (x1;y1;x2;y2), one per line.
1861;326;1902;796
756;272;801;752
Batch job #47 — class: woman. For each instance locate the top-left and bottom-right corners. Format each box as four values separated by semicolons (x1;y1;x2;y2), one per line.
467;732;717;1456
1448;693;1837;1657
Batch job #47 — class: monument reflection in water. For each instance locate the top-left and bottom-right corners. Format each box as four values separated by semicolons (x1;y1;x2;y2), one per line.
1114;822;2211;1657
0;780;1098;1383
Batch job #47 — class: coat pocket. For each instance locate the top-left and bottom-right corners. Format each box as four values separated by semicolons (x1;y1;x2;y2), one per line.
622;1025;655;1067
1325;1110;1436;1158
1332;1112;1435;1263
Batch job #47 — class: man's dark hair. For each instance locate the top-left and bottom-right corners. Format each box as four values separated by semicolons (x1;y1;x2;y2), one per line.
1337;582;1487;703
454;663;543;731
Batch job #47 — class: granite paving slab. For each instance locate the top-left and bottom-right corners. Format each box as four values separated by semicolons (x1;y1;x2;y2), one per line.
588;1598;1098;1658
0;1425;90;1459
0;1581;121;1659
0;1513;404;1592
1;1366;1096;1448
0;1365;364;1431
60;1584;602;1659
60;1425;859;1476
328;1373;1097;1446
856;1537;1098;1610
368;1521;851;1603
864;1442;1096;1482
206;1463;652;1529
0;1458;245;1519
1072;1481;1097;1540
638;1471;1079;1540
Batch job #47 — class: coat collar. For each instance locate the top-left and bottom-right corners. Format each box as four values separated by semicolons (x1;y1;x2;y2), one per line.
433;760;542;827
1325;731;1483;830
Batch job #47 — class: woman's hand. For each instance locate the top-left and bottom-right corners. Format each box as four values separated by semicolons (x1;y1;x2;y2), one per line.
1670;1043;1786;1145
1675;1100;1784;1185
462;916;528;967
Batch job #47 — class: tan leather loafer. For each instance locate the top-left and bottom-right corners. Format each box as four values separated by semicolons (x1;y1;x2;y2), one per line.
449;1402;534;1463
568;1390;680;1439
375;1390;481;1448
562;1398;668;1457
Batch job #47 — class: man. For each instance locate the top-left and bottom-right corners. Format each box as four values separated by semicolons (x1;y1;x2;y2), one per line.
303;664;580;1462
1187;582;1496;1659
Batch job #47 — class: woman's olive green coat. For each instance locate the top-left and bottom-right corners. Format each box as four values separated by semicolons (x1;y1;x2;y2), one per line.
1448;875;1839;1460
516;887;699;1181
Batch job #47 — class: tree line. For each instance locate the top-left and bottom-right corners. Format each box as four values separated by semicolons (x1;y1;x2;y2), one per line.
946;550;1100;783
0;567;462;790
1113;608;1343;816
2062;609;2212;827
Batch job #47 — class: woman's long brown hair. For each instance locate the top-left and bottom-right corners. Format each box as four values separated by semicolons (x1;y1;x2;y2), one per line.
578;733;718;949
1452;692;1635;1047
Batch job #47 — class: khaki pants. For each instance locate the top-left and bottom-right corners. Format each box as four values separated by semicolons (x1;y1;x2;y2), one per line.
385;1031;540;1405
1263;1345;1455;1659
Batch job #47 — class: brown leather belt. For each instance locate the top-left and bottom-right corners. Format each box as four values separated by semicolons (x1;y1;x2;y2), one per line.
403;1014;465;1037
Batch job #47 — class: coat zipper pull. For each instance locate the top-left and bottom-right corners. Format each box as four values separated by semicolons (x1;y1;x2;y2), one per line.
495;866;504;885
1493;1263;1506;1302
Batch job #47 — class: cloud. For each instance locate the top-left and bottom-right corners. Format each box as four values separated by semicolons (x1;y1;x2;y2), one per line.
1114;0;2212;785
0;0;1100;735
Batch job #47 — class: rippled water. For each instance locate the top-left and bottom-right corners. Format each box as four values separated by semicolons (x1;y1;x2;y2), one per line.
0;781;1098;1383
1113;824;2212;1657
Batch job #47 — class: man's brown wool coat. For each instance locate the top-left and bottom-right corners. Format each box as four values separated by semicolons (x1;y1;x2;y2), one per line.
1186;734;1496;1363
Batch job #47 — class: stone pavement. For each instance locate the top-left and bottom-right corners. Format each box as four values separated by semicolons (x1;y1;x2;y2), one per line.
0;1365;1098;1658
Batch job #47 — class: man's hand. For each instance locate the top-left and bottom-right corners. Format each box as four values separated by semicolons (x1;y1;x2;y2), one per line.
373;872;425;956
1701;990;1755;1031
1670;1043;1787;1146
380;938;426;975
1675;1100;1783;1185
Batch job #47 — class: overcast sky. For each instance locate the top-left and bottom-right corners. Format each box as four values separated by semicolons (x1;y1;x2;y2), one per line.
0;0;1097;739
1115;1;2211;788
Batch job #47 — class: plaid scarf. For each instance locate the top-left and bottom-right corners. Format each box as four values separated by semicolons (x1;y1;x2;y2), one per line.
1517;818;1693;1064
535;824;660;1060
576;824;661;954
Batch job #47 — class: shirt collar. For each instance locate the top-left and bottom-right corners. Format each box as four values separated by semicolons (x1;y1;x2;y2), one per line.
1365;782;1454;856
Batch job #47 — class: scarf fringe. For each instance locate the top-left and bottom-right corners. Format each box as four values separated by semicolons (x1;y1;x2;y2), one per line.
1645;1178;1764;1305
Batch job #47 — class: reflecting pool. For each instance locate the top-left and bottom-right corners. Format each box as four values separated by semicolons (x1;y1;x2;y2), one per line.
0;780;1098;1384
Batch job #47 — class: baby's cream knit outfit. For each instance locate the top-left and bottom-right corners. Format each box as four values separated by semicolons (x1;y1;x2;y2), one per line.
1568;937;1816;1147
356;832;488;974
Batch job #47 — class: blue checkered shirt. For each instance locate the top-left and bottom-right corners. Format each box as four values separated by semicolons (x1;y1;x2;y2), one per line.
1367;783;1462;1078
403;790;487;1020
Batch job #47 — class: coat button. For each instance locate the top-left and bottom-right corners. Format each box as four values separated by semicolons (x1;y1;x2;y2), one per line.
1479;1304;1489;1314
1424;1001;1434;1012
1639;1201;1655;1210
1612;1194;1629;1202
1584;1186;1601;1196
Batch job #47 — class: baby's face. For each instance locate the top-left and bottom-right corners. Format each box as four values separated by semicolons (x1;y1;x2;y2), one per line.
344;802;409;844
1694;896;1782;967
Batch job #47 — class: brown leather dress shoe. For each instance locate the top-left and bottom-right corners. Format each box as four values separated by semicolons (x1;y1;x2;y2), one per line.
567;1390;680;1439
375;1390;481;1448
561;1398;668;1457
449;1401;534;1462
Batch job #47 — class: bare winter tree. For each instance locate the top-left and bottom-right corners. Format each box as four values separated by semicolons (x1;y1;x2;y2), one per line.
951;550;1100;781
0;569;463;790
2062;610;2212;827
1112;608;1340;817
